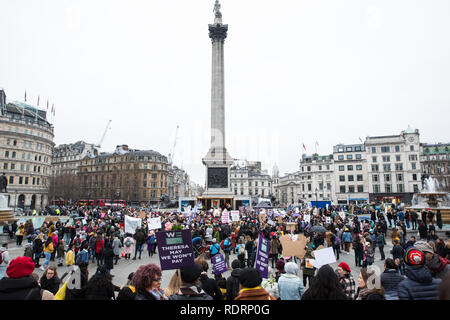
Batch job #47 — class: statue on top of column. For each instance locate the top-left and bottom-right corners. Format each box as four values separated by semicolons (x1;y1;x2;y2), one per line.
0;173;7;193
214;0;222;19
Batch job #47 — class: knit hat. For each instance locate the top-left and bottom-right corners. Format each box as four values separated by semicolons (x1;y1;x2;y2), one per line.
6;256;35;279
413;241;434;255
275;259;285;271
338;262;351;273
180;263;202;284
231;259;241;269
239;268;262;288
404;248;426;266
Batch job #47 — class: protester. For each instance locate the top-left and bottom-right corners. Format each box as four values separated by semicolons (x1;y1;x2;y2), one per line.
398;248;441;300
277;262;304;300
0;256;49;300
123;233;134;260
0;243;9;279
117;272;136;300
226;259;242;301
168;263;213;300
133;263;166;300
164;270;182;298
39;266;61;295
196;254;223;300
337;262;356;300
41;236;54;271
69;265;119;300
380;258;404;300
414;241;450;280
234;268;276;300
356;268;385;300
301;265;347;300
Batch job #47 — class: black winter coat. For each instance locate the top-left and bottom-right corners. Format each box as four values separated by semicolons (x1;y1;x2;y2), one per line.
398;266;441;300
199;273;223;300
39;275;61;295
103;247;115;270
0;277;42;300
226;268;242;301
117;286;136;300
380;269;404;296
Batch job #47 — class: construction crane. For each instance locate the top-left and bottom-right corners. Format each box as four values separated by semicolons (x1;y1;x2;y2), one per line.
95;120;112;148
168;125;179;167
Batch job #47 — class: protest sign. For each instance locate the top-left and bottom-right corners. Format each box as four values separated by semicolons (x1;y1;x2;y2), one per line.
279;234;308;258
211;254;228;275
148;217;162;230
267;219;275;226
286;222;296;231
221;211;230;224
258;213;266;224
313;247;336;268
156;229;194;271
125;215;142;235
303;215;311;223
231;211;240;222
139;211;147;219
326;217;331;224
339;211;346;220
277;216;283;224
305;258;316;269
254;235;270;279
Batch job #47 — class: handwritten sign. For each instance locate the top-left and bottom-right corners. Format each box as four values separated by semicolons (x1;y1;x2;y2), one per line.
313;247;336;268
231;211;240;222
125;215;142;235
303;215;311;223
222;211;230;224
148;217;162;230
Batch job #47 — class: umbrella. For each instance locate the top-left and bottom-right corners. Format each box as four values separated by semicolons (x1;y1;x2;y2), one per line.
311;225;327;233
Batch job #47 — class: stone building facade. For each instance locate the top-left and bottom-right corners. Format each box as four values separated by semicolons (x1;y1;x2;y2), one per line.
0;90;54;210
77;145;169;205
52;141;97;175
420;143;450;191
230;161;273;204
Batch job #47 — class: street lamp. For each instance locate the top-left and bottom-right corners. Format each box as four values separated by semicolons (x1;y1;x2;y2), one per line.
315;188;318;208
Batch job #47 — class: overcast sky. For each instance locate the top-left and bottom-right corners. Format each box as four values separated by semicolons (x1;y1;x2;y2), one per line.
1;0;449;186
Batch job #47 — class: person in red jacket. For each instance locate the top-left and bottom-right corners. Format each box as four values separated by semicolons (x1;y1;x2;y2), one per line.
95;234;105;266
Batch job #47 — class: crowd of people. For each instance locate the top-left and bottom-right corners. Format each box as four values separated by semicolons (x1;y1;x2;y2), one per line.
0;204;449;300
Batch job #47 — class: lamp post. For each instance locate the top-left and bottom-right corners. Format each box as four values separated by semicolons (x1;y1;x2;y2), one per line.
315;188;318;208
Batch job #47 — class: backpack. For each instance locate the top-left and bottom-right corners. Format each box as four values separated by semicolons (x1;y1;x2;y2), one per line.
220;240;225;250
75;252;83;265
125;238;131;247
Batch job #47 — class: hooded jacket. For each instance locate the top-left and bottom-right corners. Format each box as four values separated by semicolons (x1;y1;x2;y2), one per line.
278;273;304;300
380;269;404;300
426;254;450;280
398;266;441;300
168;285;213;300
226;268;242;301
0;276;42;300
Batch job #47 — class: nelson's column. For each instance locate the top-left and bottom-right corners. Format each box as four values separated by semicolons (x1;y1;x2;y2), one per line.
201;0;235;209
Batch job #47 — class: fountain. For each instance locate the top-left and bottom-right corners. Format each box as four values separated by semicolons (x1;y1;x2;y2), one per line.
406;177;450;224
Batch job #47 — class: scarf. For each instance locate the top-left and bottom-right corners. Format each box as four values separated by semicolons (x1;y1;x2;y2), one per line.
356;288;372;300
428;254;449;274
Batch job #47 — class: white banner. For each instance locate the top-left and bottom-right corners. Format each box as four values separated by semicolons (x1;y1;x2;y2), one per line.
148;217;162;230
231;210;240;222
222;211;230;224
313;247;336;268
125;215;142;235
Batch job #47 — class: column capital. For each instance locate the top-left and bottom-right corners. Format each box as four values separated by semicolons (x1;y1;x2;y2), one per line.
209;24;228;42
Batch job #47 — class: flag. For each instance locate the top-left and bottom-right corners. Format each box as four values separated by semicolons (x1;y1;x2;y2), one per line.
302;143;306;152
359;137;363;143
37;95;40;106
47;100;49;111
54;280;68;300
24;91;27;102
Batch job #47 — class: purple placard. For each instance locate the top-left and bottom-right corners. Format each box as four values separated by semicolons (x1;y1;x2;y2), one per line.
156;229;194;271
254;235;270;279
211;254;228;275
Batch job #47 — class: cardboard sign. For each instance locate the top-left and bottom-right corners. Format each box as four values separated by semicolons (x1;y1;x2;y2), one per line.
212;254;228;275
313;247;336;268
139;211;147;219
125;215;142;235
279;234;308;259
305;258;316;269
231;211;240;222
148;217;162;230
286;222;296;231
277;216;283;224
156;229;194;271
259;214;266;224
254;236;270;279
221;211;230;224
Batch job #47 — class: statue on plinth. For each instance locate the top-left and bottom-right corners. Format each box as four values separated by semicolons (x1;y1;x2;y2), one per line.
0;173;7;193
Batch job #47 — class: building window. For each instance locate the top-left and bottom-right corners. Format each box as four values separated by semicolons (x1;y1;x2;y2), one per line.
383;164;391;171
385;174;391;182
413;184;419;193
371;147;376;153
339;175;345;182
410;145;414;151
357;185;364;193
348;175;354;182
372;174;379;182
412;174;417;181
357;175;363;181
356;154;362;160
372;165;379;172
382;156;390;162
340;186;346;193
411;162;417;170
348;186;355;193
3;163;7;170
396;155;401;162
396;174;403;181
381;146;390;153
395;146;400;152
347;165;353;171
347;155;353;160
356;165;362;171
385;184;392;193
395;163;403;171
397;184;405;193
339;166;345;171
373;184;380;193
5;151;9;158
19;177;23;184
372;156;377;162
338;155;344;160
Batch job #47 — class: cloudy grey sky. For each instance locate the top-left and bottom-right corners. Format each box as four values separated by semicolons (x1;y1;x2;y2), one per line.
1;0;449;186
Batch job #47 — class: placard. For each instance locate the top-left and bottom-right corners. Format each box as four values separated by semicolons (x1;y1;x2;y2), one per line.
326;217;331;224
305;258;316;269
313;247;336;268
279;234;308;259
259;213;266;224
231;211;240;222
148;217;162;230
286;222;296;231
221;211;230;224
303;215;311;223
254;235;270;279
125;215;142;235
139;211;147;219
277;216;283;224
211;254;228;275
156;229;194;270
339;211;346;220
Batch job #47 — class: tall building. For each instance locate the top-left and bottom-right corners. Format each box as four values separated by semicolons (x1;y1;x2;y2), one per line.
273;171;301;206
365;127;422;204
333;143;369;205
420;143;450;191
168;165;191;200
0;89;55;210
298;154;335;206
52;141;97;175
77;145;169;205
